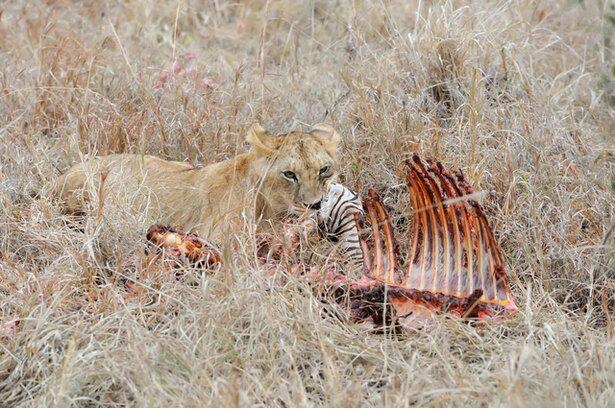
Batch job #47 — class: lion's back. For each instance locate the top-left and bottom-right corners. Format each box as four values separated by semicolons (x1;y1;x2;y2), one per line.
51;153;195;215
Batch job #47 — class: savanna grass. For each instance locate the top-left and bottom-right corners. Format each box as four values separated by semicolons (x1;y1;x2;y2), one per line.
0;0;613;406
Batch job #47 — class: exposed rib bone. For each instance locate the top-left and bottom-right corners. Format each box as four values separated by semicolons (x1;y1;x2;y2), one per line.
354;212;372;272
364;194;383;280
354;155;517;321
372;191;398;285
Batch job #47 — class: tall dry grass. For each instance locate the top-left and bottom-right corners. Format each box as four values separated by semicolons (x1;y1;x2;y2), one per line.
0;0;613;406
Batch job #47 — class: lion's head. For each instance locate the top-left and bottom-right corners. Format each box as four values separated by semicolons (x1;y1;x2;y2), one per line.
246;123;342;218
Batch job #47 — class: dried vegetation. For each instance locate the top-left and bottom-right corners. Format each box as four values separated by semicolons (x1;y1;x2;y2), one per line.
0;0;614;406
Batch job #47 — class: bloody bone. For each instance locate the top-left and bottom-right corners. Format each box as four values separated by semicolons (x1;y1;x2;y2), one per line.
336;155;516;329
146;224;222;269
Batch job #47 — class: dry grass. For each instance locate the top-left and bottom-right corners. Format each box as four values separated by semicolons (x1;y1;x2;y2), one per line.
1;0;614;406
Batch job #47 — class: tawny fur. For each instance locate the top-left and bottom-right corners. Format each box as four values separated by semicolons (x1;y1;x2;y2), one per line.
52;123;341;242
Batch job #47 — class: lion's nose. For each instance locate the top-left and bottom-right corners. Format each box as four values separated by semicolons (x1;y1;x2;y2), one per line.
305;200;322;210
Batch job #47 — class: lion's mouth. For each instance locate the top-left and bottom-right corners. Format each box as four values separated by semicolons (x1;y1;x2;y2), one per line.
288;204;316;219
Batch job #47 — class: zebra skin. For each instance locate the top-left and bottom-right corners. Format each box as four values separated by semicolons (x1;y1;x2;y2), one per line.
316;182;364;269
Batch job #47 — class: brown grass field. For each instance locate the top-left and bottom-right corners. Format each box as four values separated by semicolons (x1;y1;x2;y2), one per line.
0;0;614;406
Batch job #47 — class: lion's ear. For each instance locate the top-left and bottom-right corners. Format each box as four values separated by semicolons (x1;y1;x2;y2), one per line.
245;124;280;156
310;123;341;156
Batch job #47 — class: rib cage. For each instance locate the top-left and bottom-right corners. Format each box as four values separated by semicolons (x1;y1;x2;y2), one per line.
354;155;516;317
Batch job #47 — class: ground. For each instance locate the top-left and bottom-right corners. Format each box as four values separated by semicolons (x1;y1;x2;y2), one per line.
0;0;614;406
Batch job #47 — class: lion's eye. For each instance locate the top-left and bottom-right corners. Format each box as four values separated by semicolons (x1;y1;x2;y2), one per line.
319;166;330;176
282;170;297;181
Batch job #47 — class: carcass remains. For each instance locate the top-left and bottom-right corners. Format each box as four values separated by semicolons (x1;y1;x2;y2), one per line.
146;155;517;331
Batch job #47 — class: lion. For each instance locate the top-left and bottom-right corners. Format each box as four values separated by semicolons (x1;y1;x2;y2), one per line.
52;123;341;243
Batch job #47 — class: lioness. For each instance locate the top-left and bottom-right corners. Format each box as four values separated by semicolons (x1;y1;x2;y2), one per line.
53;123;341;242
